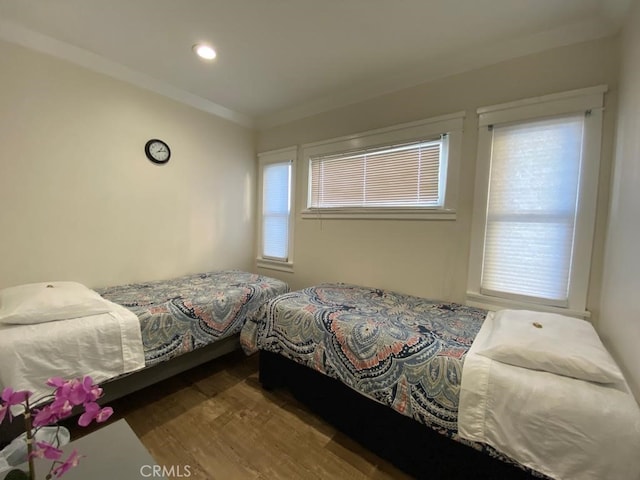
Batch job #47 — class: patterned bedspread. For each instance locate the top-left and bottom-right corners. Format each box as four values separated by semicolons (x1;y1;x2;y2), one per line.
241;283;487;437
99;271;288;367
242;283;547;476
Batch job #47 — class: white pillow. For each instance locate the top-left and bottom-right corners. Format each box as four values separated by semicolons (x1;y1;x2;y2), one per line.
0;281;111;325
476;309;624;384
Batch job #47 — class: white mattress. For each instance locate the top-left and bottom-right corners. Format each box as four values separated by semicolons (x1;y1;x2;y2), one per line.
459;312;640;480
0;299;144;405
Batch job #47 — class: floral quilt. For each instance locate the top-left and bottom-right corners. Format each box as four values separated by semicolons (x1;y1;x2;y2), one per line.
241;283;487;435
241;283;548;476
99;270;288;366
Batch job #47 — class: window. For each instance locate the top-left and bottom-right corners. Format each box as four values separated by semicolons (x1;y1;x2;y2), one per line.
467;86;606;316
301;112;464;219
257;146;296;272
309;138;447;208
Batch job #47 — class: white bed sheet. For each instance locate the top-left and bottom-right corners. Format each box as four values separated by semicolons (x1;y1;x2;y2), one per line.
0;299;144;405
459;312;640;480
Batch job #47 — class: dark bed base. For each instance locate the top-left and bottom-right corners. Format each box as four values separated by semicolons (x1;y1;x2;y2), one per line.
259;350;535;480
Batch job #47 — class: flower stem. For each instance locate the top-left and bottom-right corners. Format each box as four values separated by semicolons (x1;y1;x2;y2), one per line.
24;398;35;480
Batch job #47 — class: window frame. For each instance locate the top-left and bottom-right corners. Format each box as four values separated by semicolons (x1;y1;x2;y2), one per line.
466;85;607;317
300;112;465;220
256;146;297;273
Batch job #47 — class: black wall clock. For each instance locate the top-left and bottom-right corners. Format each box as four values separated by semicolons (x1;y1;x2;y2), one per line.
145;139;171;164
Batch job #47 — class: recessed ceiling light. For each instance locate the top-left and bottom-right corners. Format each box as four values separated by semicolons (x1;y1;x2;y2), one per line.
193;44;217;60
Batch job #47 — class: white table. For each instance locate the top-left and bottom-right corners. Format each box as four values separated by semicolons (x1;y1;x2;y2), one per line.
31;420;166;480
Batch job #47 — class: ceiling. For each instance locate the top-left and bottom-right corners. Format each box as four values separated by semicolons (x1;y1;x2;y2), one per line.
0;0;632;128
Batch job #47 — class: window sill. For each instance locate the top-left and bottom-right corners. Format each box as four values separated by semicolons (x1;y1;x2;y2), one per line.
465;292;590;319
301;208;456;220
256;258;294;273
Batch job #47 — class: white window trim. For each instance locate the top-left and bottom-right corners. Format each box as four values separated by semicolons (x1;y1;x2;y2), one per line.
466;85;607;318
300;112;465;220
256;146;296;273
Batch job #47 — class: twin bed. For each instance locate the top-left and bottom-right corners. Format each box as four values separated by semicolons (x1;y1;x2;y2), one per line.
0;270;288;442
97;270;288;368
241;283;640;480
2;274;639;479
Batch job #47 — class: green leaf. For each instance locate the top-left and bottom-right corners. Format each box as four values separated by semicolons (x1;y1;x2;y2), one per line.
3;469;29;480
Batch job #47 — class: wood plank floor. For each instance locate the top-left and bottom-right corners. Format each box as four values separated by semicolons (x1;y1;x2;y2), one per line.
97;350;412;480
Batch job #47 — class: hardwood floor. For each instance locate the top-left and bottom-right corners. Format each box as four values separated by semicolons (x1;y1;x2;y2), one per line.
99;350;412;480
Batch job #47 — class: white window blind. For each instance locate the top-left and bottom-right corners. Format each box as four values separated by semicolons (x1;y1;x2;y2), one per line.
262;162;291;261
308;138;446;209
481;115;584;304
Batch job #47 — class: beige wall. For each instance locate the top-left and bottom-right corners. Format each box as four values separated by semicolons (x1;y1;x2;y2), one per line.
599;0;640;401
0;40;256;289
257;37;619;320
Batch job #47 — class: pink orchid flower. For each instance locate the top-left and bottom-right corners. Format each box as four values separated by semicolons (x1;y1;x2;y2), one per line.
46;377;66;389
3;377;114;480
29;441;64;461
32;405;60;427
59;376;100;406
51;378;77;403
33;397;74;427
65;379;85;406
51;397;74;418
52;382;70;402
80;376;103;403
85;380;103;403
0;387;32;423
51;450;82;478
78;402;113;427
95;406;113;423
1;387;32;405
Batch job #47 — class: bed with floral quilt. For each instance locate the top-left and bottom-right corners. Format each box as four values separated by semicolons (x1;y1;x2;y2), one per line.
100;270;289;368
242;283;640;480
240;284;531;478
0;270;289;446
241;283;541;479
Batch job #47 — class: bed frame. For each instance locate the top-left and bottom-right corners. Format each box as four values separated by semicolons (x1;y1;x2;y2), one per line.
259;350;537;480
0;334;240;447
99;334;240;404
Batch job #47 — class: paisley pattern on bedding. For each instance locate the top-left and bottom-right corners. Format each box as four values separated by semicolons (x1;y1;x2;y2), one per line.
242;283;547;477
99;271;288;367
241;283;486;435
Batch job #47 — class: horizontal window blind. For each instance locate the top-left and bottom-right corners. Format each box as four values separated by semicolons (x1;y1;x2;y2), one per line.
262;162;291;261
308;139;445;208
481;115;584;303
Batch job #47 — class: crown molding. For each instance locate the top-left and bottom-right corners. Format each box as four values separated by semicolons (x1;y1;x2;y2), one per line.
0;19;254;128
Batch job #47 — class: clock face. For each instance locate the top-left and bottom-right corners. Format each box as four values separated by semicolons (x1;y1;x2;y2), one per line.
145;139;171;164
